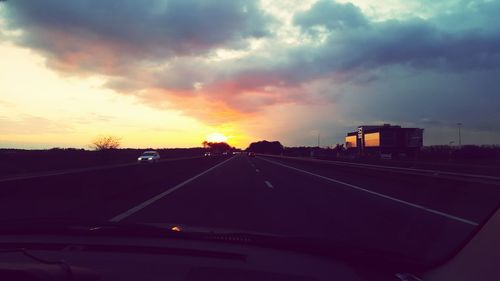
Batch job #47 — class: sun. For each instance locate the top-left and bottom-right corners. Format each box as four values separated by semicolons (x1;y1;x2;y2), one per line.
206;132;228;143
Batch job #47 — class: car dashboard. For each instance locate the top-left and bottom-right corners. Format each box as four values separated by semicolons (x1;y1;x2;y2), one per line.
0;233;401;281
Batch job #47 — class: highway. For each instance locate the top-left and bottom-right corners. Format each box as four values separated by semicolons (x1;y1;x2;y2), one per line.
1;154;499;263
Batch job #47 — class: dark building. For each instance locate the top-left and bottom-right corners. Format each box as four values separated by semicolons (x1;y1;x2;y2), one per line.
345;124;423;159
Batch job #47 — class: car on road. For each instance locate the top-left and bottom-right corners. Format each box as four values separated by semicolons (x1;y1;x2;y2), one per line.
204;151;211;157
137;151;160;163
248;152;256;157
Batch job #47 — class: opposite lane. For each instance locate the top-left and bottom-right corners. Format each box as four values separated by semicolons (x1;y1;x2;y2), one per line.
0;156;230;221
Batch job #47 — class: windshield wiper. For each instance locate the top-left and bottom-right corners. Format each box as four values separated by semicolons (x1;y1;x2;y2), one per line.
0;218;179;237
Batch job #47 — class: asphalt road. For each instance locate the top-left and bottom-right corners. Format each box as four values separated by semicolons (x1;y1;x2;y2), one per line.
1;154;499;264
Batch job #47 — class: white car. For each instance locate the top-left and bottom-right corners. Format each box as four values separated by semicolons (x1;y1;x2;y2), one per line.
137;151;160;163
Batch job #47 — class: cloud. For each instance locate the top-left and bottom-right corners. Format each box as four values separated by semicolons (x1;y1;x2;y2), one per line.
288;2;500;79
2;0;500;144
4;0;273;74
294;0;368;31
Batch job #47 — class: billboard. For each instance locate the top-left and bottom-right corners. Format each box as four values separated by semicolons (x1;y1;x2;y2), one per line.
364;132;380;147
345;135;357;148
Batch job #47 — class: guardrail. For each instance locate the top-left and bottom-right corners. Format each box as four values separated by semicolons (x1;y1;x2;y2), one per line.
258;154;500;186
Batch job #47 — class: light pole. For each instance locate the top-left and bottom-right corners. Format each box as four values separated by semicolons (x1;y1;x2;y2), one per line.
457;123;462;148
448;141;454;161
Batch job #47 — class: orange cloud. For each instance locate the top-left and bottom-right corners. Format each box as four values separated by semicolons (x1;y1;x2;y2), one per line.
135;88;255;125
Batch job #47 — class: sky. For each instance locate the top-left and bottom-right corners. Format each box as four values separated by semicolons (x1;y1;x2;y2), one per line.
1;0;499;149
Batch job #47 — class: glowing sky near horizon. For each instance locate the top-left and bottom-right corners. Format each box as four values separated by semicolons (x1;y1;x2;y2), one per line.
1;0;499;149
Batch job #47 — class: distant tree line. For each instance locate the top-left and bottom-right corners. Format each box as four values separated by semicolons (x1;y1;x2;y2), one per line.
202;141;234;152
245;140;346;157
420;145;500;161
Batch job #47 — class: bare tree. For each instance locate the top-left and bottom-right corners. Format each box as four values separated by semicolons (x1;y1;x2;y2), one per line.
90;135;121;151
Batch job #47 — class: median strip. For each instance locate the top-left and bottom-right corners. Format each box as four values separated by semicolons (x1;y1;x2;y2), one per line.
259;157;479;226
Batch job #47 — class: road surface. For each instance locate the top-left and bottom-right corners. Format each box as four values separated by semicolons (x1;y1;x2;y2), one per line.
1;154;499;263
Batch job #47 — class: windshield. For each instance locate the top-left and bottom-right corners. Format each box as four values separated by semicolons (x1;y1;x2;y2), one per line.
1;0;499;271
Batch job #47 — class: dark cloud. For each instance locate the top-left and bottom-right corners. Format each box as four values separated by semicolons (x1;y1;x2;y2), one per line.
180;0;500;105
4;0;272;73
289;2;500;80
202;0;500;117
326;66;500;141
294;0;367;31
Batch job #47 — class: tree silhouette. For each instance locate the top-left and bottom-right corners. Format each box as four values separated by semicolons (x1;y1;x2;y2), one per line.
247;140;283;154
202;140;209;148
202;141;232;152
90;135;121;151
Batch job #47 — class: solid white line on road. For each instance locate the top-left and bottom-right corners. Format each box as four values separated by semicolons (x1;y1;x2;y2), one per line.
109;156;236;222
265;181;274;189
259;157;479;226
261;154;500;183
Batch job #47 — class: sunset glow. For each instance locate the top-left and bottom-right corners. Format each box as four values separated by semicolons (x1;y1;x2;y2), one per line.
206;133;229;144
1;0;499;148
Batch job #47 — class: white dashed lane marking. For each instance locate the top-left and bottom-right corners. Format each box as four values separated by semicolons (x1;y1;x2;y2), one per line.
265;181;274;189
